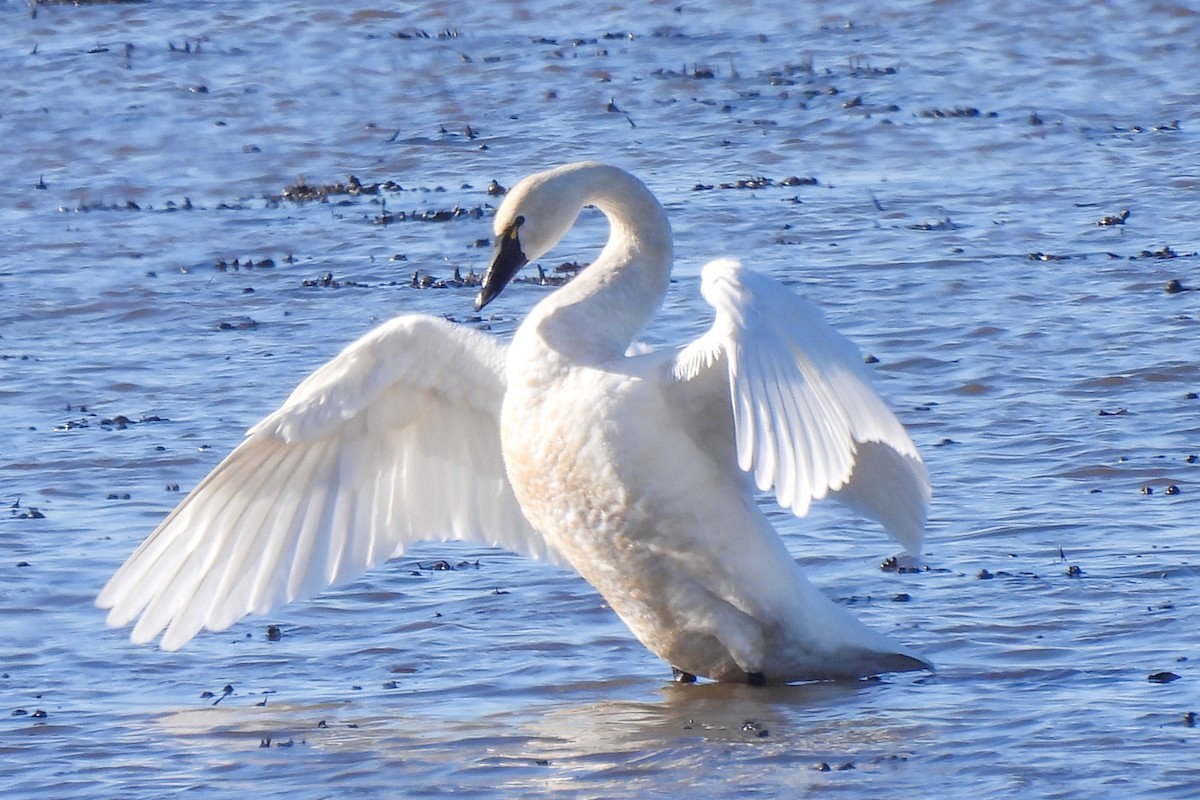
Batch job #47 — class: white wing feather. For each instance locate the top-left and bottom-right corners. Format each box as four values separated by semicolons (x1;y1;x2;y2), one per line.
97;314;560;650
672;259;929;553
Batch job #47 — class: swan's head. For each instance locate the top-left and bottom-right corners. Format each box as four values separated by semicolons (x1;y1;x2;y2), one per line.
474;163;596;311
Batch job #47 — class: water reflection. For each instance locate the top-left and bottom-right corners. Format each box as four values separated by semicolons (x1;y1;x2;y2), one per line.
155;676;923;787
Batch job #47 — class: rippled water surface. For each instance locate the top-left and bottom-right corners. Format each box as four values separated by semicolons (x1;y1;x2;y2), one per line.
2;1;1199;797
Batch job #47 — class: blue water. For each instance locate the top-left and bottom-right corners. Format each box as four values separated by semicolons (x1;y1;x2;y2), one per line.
2;1;1198;797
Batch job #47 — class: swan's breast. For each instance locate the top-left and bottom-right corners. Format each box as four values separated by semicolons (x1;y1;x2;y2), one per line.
500;362;632;547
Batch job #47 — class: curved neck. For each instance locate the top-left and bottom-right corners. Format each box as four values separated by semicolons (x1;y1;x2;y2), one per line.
524;166;673;363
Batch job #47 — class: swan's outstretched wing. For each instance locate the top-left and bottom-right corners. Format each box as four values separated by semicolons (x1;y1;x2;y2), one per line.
98;315;558;650
671;259;930;553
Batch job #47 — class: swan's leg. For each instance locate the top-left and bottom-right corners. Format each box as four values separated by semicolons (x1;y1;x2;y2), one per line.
672;667;697;684
746;671;766;686
665;581;766;679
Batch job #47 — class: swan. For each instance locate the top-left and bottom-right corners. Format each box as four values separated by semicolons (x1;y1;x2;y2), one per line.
97;162;932;684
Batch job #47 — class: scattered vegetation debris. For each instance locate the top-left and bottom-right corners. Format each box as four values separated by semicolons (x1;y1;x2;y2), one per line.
908;217;959;231
279;175;390;202
740;720;769;737
693;176;817;191
919;106;991;118
407;267;482;289
1136;245;1178;260
717;176;774;190
880;555;922;574
54;412;168;432
393;28;463;40
1148;672;1181;684
413;559;481;572
215;257;275;271
216;317;259;331
212;684;234;705
372;204;485;225
299;271;370;289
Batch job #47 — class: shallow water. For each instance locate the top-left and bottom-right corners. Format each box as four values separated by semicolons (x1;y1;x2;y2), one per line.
2;0;1199;797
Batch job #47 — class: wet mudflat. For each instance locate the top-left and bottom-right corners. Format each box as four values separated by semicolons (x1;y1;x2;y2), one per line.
1;1;1198;797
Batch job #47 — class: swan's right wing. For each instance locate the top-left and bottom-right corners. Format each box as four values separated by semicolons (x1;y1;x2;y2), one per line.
670;259;930;553
97;315;559;651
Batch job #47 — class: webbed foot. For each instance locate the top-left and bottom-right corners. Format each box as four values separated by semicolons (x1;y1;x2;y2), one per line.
671;667;697;684
746;671;766;686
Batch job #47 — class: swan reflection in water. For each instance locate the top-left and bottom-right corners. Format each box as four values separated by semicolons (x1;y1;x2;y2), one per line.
99;162;931;685
154;674;922;797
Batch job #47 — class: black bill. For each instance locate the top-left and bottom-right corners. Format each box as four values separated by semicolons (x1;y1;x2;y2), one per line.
474;215;528;311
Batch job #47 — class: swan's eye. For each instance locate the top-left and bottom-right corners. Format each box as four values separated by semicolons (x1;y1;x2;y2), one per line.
508;215;525;238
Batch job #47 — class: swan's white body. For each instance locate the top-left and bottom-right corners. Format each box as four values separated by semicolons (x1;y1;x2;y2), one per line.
98;162;931;683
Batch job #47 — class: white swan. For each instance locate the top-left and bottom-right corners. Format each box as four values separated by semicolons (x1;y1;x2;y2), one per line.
97;162;931;684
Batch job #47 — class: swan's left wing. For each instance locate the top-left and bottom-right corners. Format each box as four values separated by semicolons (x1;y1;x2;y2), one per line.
98;315;559;651
670;259;930;553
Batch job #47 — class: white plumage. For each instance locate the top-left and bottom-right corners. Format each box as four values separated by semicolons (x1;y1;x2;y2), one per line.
98;162;931;682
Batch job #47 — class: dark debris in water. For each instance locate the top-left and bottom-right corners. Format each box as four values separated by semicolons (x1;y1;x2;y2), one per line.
276;175;393;203
692;175;818;191
301;272;368;289
918;106;995;119
412;559;482;573
404;262;585;292
392;28;463;41
740;720;769;737
11;708;48;718
974;568;1042;581
409;267;481;289
373;205;486;225
1148;671;1181;684
53;410;169;432
215;257;275;271
907;217;960;232
216;317;259;331
1131;245;1196;260
59;197;195;214
879;555;931;574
